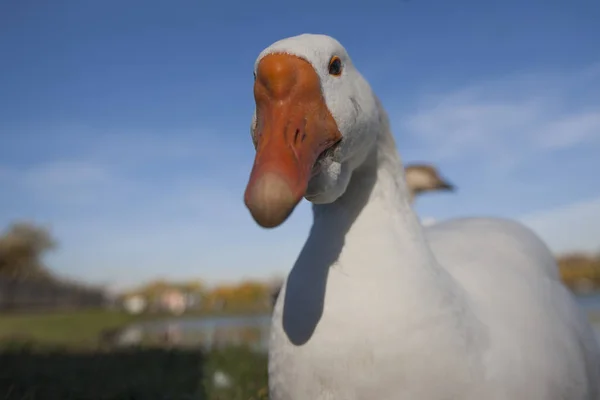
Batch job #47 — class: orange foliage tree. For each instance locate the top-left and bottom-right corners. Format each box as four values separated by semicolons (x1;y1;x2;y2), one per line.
558;252;600;292
0;221;56;281
204;280;271;311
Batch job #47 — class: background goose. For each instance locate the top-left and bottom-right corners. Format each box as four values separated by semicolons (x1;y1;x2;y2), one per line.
244;34;599;400
404;163;455;203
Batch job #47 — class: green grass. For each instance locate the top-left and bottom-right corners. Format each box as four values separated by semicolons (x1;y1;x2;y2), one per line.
0;309;269;399
0;309;141;347
0;344;268;400
0;309;267;348
0;307;597;399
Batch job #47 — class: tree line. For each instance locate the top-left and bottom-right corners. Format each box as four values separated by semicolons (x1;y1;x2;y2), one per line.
0;221;56;281
1;221;598;304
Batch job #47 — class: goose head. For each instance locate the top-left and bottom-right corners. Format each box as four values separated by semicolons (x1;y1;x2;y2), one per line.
404;164;455;196
244;34;381;228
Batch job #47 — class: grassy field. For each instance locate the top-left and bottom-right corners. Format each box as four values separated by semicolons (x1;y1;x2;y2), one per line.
1;307;597;399
0;310;269;399
0;308;268;347
0;309;143;347
0;345;268;400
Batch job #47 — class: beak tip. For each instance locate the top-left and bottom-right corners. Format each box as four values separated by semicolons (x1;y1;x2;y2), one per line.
244;172;301;229
246;203;294;229
245;202;289;229
444;182;456;191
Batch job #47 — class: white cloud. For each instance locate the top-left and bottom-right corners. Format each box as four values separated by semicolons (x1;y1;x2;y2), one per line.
394;64;600;257
519;196;600;255
537;111;600;150
398;64;600;173
0;160;132;207
21;161;113;201
22;162;111;186
0;128;254;209
1;126;252;172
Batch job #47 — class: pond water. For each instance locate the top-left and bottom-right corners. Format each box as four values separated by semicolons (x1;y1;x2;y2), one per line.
115;294;600;350
116;314;271;351
575;294;600;311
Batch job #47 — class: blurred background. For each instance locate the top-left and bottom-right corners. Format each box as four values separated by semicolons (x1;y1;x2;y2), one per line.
1;0;599;399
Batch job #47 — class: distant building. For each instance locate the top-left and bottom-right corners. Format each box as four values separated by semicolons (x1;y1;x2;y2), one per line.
123;295;146;314
160;289;186;315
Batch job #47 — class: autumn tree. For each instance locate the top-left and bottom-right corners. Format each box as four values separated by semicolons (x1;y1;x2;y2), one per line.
204;280;271;311
558;252;600;291
0;221;56;280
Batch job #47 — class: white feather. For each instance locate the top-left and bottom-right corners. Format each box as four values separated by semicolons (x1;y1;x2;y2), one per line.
253;34;600;400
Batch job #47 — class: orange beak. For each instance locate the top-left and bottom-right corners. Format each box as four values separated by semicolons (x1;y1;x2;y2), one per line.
244;54;342;228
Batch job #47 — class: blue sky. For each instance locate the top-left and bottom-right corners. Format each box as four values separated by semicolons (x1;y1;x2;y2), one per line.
1;0;600;289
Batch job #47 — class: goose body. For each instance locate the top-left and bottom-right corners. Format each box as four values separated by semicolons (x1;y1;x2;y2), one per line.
244;34;599;400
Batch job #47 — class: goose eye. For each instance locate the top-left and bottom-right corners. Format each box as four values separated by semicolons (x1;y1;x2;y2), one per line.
328;56;343;76
253;71;256;80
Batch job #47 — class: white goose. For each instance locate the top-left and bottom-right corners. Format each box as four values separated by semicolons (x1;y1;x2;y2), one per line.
244;34;599;400
269;163;455;307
